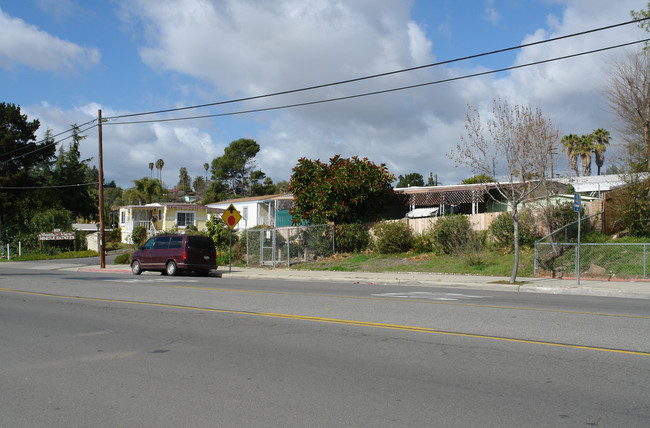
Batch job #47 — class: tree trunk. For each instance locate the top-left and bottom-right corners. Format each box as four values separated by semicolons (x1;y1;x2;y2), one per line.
510;206;520;283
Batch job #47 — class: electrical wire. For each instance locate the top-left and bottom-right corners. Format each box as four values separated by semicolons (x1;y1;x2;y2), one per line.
0;182;100;190
0;119;97;159
0;122;98;165
105;17;649;121
106;38;650;126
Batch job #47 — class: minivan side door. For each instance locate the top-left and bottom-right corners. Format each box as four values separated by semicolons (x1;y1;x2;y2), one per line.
139;238;156;268
150;236;171;269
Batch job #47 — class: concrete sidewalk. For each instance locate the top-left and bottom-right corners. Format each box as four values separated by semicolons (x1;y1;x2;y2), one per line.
74;263;650;299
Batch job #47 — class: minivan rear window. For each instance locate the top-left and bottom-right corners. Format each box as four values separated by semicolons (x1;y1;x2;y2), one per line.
186;237;214;250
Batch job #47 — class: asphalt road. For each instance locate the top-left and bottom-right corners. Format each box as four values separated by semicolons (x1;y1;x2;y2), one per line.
1;264;649;427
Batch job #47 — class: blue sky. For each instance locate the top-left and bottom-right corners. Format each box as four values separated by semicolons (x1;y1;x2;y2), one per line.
0;0;646;189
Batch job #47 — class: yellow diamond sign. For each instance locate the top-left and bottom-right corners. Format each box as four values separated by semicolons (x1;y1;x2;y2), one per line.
221;204;242;230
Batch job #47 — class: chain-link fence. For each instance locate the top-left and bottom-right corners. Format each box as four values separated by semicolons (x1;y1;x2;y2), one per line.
535;242;648;280
534;211;648;280
245;224;334;267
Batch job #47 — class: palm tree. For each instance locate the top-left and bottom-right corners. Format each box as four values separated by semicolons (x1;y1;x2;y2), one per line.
203;162;209;184
577;134;594;176
592;128;610;175
155;158;164;185
149;162;154;179
179;167;190;194
561;134;580;176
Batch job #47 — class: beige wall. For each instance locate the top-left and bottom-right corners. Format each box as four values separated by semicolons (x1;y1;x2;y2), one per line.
403;212;501;234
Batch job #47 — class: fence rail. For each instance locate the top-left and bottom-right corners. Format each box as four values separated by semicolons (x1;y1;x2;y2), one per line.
535;242;648;280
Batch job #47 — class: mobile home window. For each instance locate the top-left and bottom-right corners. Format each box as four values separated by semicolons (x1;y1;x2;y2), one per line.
176;212;195;227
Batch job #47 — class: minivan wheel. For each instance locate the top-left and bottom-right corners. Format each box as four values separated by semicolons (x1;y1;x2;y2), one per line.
166;260;177;276
131;260;142;275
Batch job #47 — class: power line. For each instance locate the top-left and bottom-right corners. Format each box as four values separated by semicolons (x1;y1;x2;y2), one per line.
105;17;649;121
0;182;100;190
106;38;650;126
0;122;98;165
0;119;96;160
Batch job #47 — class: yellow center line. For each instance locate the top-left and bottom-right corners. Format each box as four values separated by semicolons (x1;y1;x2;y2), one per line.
2;287;649;356
156;283;650;320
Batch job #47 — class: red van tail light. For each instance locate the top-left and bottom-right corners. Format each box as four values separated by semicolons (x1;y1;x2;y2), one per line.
183;250;187;261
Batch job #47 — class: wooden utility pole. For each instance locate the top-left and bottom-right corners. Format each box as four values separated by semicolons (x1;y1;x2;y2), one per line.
98;109;106;268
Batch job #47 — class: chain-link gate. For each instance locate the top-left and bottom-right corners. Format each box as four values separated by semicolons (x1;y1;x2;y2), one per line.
534;211;649;280
246;224;335;267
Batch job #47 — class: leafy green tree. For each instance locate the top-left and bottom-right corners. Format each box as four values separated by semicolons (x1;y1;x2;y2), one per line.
276;180;290;193
50;125;98;220
425;173;438;186
608;176;650;237
289;155;396;224
0;103;57;243
461;174;494;184
193;176;206;196
396;173;424;188
250;171;277;196
204;179;229;203
211;138;261;196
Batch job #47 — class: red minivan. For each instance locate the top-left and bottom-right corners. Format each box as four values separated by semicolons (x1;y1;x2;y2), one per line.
131;235;217;276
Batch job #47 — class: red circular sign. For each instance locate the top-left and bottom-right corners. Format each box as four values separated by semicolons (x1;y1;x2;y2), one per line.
227;216;237;226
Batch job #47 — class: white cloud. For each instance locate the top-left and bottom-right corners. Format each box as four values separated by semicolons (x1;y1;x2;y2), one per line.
25;102;223;188
24;0;643;189
0;8;100;72
484;2;500;26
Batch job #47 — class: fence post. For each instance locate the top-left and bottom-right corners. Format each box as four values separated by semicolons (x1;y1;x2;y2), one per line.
19;241;22;256
331;224;335;255
287;229;291;268
7;244;10;260
534;242;538;277
645;243;647;278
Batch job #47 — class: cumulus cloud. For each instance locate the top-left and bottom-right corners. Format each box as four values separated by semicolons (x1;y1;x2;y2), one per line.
0;8;100;72
25;0;642;188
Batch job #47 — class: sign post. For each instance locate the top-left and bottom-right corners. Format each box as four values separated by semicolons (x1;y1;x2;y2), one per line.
221;204;242;273
574;193;581;285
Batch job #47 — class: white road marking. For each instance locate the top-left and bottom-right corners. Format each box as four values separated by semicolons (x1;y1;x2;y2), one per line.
371;292;490;301
106;278;199;284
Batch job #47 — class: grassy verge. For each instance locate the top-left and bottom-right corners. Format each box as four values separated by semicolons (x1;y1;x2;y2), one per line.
290;248;535;277
0;250;100;262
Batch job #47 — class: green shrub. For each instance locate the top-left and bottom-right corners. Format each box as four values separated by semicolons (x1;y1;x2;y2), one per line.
582;231;608;243
206;216;233;251
114;253;131;265
488;210;538;251
301;226;333;257
109;226;121;243
431;214;474;255
412;230;435;253
132;225;148;247
373;221;413;254
335;223;371;253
